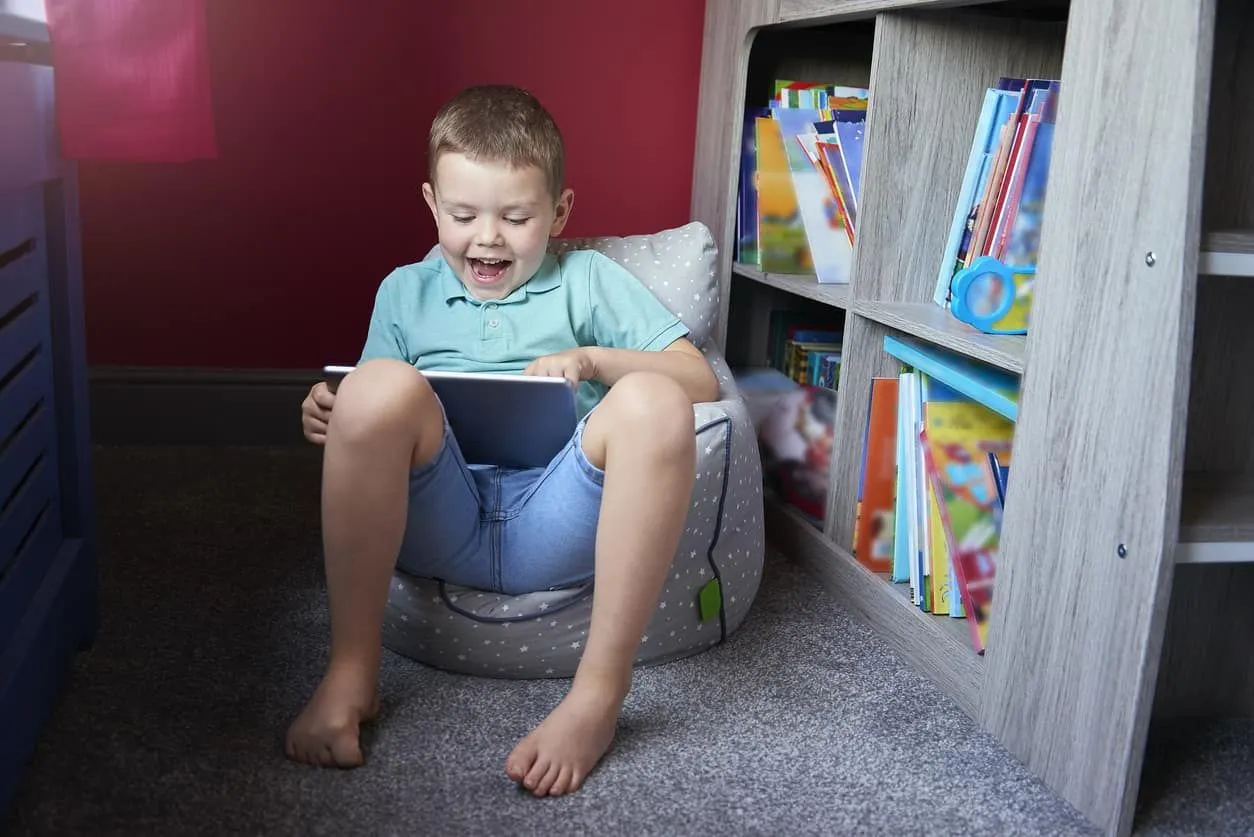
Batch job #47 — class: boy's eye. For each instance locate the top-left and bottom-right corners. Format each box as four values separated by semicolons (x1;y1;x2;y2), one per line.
506;217;530;226
451;216;473;224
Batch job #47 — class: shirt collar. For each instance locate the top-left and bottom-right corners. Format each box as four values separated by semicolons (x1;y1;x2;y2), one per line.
440;252;562;304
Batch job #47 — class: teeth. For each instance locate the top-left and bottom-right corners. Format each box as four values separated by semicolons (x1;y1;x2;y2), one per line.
477;258;505;264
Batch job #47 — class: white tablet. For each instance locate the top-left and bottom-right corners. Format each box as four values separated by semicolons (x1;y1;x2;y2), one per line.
323;365;578;469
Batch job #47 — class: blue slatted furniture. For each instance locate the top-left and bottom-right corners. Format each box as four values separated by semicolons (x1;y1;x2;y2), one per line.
0;9;99;815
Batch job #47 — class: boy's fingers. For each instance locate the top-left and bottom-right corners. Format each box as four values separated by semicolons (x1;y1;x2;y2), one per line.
312;385;336;409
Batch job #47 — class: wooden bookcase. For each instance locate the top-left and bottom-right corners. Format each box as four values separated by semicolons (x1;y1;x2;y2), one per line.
689;1;1253;835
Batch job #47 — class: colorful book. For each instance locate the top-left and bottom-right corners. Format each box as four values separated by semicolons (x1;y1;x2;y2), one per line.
754;116;811;274
772;105;855;284
853;377;899;573
882;335;1020;422
918;398;1015;653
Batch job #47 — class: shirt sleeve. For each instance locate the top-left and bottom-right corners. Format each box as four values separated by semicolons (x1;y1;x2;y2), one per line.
357;270;409;363
581;252;690;352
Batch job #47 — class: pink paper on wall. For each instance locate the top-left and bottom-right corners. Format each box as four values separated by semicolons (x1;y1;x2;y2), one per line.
45;0;217;162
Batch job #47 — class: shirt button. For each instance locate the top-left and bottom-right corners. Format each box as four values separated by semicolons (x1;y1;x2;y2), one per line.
488;319;499;327
486;303;497;310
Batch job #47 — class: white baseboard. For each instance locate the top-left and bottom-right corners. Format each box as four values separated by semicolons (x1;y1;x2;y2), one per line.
88;366;320;445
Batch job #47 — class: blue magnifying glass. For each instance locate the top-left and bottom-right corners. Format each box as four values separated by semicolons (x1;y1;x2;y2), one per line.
949;255;1035;335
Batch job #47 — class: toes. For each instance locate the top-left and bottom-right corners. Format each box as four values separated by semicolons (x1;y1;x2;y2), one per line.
506;739;538;784
549;765;574;797
522;757;551;793
568;769;587;795
532;762;561;797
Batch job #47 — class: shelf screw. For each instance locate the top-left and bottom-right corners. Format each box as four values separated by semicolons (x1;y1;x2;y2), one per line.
1117;543;1128;559
1145;252;1157;267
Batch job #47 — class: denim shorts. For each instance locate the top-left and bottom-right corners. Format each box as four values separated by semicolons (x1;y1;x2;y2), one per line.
395;417;604;595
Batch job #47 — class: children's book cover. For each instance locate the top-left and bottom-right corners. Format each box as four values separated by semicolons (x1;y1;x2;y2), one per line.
772;106;854;284
1003;82;1059;269
754;116;811;274
933;87;1021;307
833;110;866;224
918;399;1014;653
737;105;770;266
799;132;855;249
853;377;898;573
815;140;854;244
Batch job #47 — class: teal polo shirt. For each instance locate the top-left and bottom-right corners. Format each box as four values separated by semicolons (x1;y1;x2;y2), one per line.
358;249;690;418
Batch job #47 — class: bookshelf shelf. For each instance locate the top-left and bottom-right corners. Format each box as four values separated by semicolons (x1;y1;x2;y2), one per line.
852;300;1026;373
731;263;852;309
764;496;983;717
1200;229;1254;277
1177;472;1254;563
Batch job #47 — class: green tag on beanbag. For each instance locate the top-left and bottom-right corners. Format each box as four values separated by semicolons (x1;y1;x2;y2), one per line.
698;578;722;622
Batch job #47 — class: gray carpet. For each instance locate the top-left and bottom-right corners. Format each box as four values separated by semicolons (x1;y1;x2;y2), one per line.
4;445;1251;836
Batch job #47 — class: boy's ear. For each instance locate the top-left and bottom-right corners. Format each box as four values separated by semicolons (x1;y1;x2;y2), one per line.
549;188;575;237
421;182;438;221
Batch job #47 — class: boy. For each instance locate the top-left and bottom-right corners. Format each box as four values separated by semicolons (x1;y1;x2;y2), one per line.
287;84;719;798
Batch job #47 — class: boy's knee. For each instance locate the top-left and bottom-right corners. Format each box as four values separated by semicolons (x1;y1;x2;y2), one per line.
331;359;439;442
601;372;693;452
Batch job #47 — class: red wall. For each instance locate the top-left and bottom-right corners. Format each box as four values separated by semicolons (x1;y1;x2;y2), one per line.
77;0;706;369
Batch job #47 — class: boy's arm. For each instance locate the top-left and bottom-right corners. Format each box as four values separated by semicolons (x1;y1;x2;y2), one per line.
588;338;719;404
357;272;409;364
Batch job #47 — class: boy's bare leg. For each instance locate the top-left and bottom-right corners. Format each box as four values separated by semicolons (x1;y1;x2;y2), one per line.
286;359;444;767
505;371;695;796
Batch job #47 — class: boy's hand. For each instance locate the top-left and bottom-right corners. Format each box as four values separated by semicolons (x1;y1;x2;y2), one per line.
301;381;335;444
524;348;597;389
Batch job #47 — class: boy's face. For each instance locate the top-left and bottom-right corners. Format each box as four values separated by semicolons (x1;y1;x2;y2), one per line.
423;152;573;301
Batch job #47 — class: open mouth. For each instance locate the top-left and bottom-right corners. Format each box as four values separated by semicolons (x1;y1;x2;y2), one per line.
468;257;512;284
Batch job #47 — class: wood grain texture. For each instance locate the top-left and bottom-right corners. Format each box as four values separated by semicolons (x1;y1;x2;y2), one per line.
825;313;899;547
1153;564;1254;718
774;0;1061;24
849;11;1063;307
977;1;1217;834
852;300;1025;372
1183;276;1254;473
732;263;852;308
767;496;982;716
1205;229;1254;253
689;0;779;352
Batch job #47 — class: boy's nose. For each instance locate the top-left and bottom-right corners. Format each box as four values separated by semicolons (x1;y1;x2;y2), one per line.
475;220;504;247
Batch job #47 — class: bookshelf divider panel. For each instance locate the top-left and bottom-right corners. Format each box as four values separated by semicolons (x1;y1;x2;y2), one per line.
976;0;1217;834
689;1;779;352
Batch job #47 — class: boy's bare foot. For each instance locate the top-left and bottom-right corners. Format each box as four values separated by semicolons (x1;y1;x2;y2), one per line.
505;670;629;797
285;664;380;768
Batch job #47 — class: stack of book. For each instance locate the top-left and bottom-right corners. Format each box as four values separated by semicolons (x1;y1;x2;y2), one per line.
736;80;868;284
932;77;1061;309
853;336;1018;654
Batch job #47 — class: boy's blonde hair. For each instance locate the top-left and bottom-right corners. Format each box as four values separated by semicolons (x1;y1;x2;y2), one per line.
428;85;565;200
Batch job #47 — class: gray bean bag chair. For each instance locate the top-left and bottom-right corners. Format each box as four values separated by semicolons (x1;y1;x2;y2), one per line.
381;221;765;678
